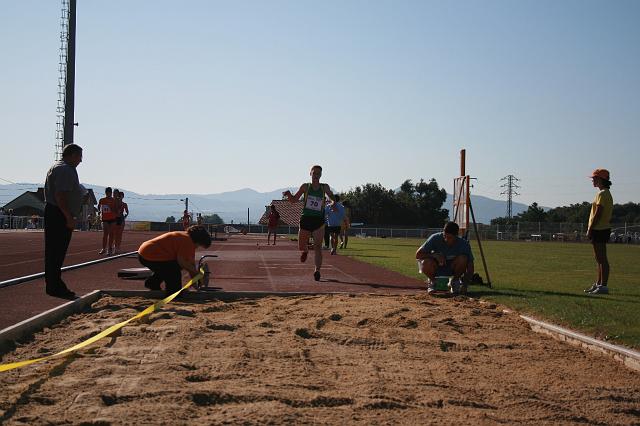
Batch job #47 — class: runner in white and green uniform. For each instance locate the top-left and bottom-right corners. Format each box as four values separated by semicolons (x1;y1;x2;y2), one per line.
283;165;336;281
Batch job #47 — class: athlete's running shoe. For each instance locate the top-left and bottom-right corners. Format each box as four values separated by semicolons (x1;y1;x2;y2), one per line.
589;285;609;295
448;278;461;295
99;249;106;255
583;283;599;293
300;251;308;263
314;270;321;281
426;279;436;295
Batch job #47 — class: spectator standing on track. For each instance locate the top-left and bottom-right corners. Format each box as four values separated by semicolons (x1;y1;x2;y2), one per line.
137;225;212;296
113;190;129;254
323;218;331;250
415;222;474;295
340;200;351;249
196;213;203;226
325;194;345;255
43;143;84;299
98;187;116;255
283;165;336;281
585;169;614;295
267;204;280;245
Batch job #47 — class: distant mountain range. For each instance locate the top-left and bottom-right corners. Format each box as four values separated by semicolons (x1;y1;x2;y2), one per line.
0;183;530;225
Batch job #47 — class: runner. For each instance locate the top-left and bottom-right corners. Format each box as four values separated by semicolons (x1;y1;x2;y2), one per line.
340;200;351;249
113;190;129;254
267;204;280;245
97;187;116;255
283;165;336;281
181;210;192;230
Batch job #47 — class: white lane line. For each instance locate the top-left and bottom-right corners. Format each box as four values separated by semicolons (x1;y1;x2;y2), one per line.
326;263;363;283
259;253;277;292
0;244;141;268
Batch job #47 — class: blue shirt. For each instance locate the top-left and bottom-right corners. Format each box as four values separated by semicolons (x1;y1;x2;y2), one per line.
418;232;474;262
325;202;346;227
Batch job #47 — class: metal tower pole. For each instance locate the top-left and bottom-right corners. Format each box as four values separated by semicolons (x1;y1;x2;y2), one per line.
500;175;520;219
62;0;77;146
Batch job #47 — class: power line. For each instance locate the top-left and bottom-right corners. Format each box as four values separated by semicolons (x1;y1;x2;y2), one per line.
500;175;521;218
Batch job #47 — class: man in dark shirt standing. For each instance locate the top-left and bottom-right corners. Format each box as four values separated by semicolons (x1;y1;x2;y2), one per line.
44;144;83;298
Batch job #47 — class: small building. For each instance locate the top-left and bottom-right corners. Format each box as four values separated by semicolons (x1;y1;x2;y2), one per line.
258;200;303;227
2;188;47;217
2;187;97;225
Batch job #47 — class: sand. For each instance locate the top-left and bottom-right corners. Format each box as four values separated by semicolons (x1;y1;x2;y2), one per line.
1;294;639;425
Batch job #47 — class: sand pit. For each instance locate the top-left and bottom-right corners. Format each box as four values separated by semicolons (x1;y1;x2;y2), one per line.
1;294;639;425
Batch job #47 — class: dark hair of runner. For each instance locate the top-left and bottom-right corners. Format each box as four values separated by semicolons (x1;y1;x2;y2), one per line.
443;221;459;236
61;143;83;158
188;225;212;248
105;187;112;194
311;165;322;171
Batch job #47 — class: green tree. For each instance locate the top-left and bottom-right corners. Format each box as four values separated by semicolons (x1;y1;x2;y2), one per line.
342;179;448;226
516;202;547;222
165;216;176;223
414;179;448;227
202;213;224;224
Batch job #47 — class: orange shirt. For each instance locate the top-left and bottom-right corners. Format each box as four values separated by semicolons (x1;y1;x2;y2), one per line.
138;231;196;262
99;197;117;221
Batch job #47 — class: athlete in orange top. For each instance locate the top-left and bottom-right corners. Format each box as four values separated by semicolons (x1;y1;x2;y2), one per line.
112;190;129;254
98;187;117;255
182;210;192;230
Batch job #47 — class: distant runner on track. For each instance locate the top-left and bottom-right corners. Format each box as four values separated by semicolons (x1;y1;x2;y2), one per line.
182;210;192;230
98;187;116;255
283;165;336;281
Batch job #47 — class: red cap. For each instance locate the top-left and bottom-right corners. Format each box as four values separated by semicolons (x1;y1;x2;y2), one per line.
589;169;610;181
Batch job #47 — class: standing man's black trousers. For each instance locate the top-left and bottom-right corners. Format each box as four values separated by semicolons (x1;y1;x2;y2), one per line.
44;203;73;290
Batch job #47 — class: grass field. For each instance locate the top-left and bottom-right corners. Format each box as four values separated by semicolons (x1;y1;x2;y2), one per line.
342;237;640;349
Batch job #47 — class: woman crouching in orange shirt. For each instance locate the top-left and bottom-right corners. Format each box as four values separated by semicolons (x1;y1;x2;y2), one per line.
137;225;211;296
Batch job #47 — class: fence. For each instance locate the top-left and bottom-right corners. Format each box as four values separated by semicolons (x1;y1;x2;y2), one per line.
4;217;639;245
468;222;640;244
0;215;44;230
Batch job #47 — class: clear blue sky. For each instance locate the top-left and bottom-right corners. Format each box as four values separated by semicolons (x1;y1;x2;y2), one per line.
2;0;639;207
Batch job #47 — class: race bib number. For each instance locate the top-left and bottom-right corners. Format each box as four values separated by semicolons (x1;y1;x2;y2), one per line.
305;195;323;211
101;205;111;214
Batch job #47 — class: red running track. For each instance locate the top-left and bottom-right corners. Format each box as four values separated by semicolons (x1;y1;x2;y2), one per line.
0;232;424;330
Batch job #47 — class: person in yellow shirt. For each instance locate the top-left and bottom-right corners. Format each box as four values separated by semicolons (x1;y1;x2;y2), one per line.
585;169;613;295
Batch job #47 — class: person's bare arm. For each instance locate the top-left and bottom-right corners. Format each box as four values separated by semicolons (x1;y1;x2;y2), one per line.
177;256;200;278
283;184;306;203
323;184;336;203
415;247;444;265
54;191;75;229
123;203;129;218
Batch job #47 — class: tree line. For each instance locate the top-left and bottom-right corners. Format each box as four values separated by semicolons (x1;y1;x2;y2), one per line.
340;179;449;227
491;202;640;225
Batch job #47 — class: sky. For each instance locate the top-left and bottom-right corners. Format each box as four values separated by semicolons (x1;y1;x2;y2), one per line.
1;0;639;208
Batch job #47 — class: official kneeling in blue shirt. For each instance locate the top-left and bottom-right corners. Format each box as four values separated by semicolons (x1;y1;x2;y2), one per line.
415;222;474;295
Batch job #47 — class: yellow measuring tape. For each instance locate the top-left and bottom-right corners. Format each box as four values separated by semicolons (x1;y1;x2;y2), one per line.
0;270;204;373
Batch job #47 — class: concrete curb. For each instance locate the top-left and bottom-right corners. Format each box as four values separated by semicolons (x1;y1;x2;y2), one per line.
0;290;102;356
521;315;640;372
